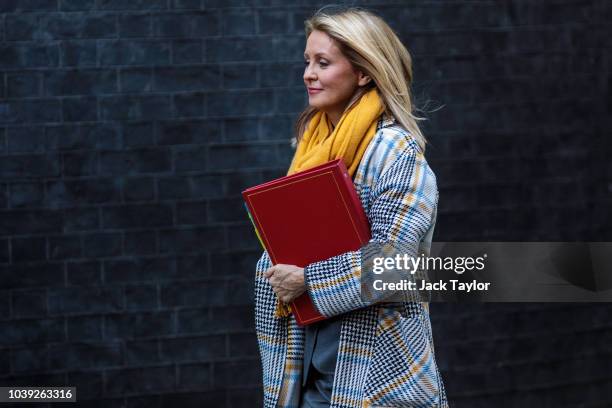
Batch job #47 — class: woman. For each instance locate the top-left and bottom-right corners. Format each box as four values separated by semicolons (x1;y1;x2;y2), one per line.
255;7;448;408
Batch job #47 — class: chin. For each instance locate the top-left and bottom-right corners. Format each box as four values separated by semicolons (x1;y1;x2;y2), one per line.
308;101;324;110
308;98;330;112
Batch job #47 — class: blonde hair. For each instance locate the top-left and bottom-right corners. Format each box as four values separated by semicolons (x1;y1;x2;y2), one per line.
295;7;427;151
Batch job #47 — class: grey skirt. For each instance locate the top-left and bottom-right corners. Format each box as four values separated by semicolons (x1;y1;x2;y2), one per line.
299;316;342;408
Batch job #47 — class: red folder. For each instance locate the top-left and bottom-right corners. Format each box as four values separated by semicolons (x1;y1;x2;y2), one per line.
242;159;371;326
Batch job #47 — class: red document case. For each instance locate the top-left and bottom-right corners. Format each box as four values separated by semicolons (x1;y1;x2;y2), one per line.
242;159;371;326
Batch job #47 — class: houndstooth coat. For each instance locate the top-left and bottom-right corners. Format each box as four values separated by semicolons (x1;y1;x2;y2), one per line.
254;114;449;408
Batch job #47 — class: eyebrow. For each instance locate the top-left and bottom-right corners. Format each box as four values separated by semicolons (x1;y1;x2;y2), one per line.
303;52;329;58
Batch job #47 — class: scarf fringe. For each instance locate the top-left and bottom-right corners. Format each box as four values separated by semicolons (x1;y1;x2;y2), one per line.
274;299;292;318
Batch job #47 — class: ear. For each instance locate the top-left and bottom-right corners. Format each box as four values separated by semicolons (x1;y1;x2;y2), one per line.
357;71;372;87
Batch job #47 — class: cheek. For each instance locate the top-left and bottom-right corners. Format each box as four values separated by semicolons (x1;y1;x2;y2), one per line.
323;70;358;95
323;69;344;87
332;79;358;103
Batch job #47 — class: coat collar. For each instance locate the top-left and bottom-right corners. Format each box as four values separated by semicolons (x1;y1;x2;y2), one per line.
378;112;396;129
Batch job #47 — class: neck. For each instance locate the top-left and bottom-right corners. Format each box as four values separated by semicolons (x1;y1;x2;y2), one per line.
329;112;340;129
326;106;346;129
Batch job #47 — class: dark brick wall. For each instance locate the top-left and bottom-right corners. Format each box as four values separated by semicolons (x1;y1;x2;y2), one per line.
0;1;610;407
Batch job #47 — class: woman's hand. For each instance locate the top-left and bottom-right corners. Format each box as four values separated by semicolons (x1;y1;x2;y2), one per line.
264;264;306;303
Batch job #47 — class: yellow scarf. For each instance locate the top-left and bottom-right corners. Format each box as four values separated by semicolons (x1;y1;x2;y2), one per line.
275;88;384;318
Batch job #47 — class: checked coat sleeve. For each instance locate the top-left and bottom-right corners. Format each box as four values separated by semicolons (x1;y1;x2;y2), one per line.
304;134;439;318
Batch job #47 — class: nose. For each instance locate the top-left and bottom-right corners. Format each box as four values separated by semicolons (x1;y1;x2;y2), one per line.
303;63;316;84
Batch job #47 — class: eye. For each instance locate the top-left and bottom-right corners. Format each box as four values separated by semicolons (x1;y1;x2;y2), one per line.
319;60;329;67
304;60;310;66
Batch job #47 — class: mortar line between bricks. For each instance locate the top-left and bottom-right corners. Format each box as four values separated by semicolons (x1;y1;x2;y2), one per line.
0;170;575;184
431;303;612;319
0;95;597;118
437;322;612;348
447;375;612;400
416;72;600;83
444;348;612;374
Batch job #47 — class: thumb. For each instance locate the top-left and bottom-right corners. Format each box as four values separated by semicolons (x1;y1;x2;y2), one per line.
264;266;274;279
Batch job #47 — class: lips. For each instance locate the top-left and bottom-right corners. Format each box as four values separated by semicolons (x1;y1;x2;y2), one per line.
307;87;323;95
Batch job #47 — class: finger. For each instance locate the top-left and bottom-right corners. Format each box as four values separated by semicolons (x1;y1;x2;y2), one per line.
263;267;274;279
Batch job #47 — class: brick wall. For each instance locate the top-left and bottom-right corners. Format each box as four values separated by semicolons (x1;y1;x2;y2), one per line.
0;1;610;407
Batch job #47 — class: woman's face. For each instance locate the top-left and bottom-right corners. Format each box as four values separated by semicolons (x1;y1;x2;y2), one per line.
303;30;369;126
